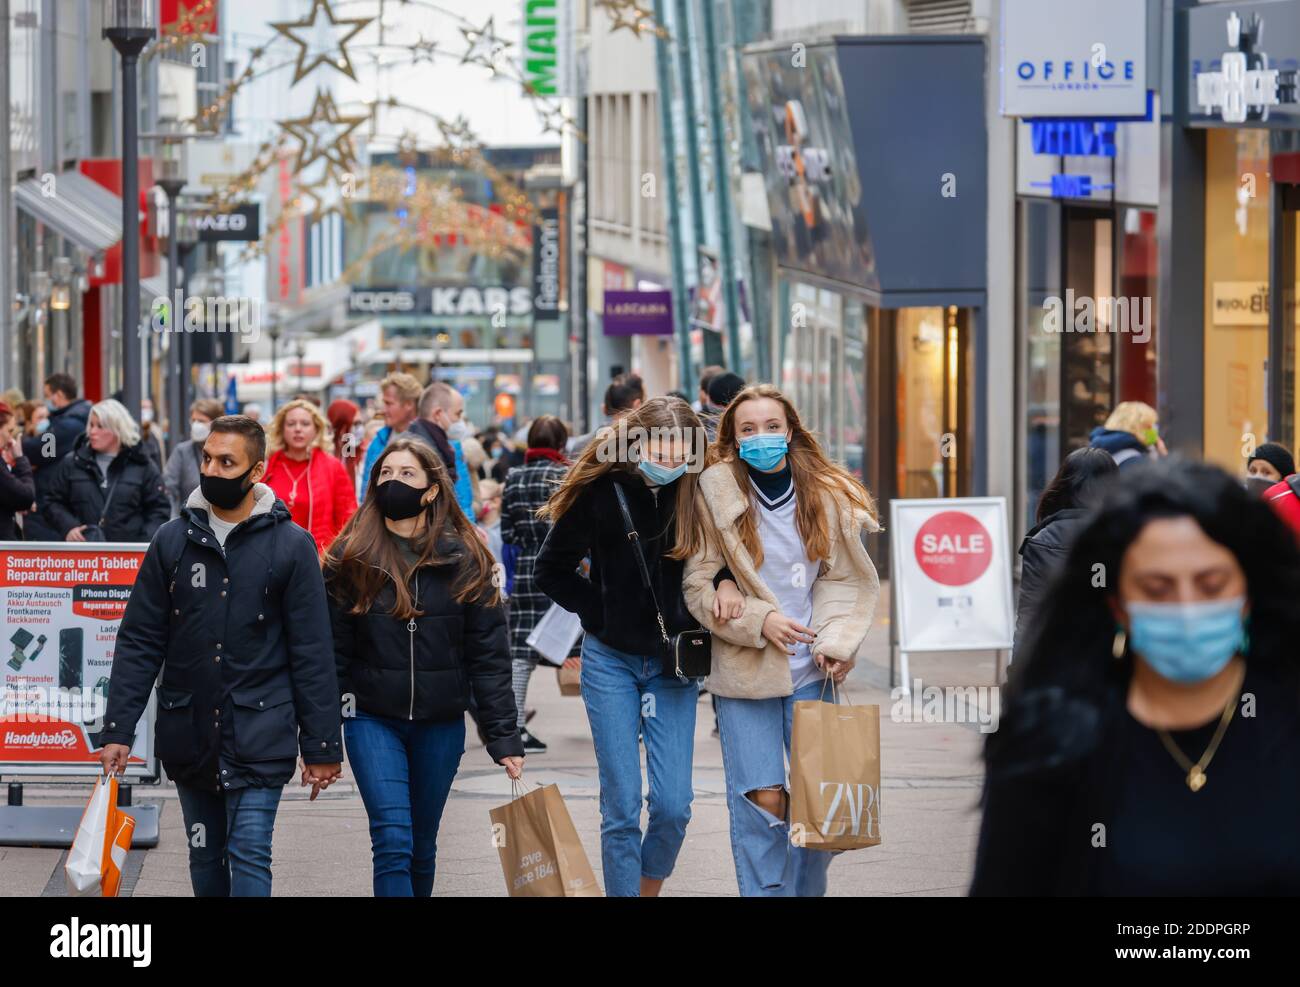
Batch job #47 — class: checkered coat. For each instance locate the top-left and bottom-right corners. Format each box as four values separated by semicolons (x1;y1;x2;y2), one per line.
501;458;573;665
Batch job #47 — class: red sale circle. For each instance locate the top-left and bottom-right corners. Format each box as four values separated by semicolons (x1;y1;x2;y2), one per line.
913;511;993;586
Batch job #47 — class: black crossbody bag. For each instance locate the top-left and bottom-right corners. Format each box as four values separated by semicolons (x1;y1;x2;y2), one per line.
612;483;711;682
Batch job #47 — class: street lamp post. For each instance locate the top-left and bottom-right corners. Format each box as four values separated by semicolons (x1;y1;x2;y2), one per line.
156;160;186;452
103;0;155;421
296;339;306;395
268;315;281;413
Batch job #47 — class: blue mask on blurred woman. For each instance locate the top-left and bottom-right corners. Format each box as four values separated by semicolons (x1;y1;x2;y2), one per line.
638;459;687;486
1126;596;1246;683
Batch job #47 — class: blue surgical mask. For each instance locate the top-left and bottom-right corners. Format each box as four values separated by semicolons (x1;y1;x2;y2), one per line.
35;418;50;433
738;433;789;472
1126;596;1247;684
638;459;687;486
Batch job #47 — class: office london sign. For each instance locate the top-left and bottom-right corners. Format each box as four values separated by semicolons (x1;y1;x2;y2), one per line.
1195;11;1298;124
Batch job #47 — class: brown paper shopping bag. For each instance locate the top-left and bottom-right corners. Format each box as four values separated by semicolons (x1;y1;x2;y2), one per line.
557;659;582;696
489;782;602;896
789;695;882;852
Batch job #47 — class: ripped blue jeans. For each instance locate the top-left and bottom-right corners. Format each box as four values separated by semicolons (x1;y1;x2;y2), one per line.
714;679;837;896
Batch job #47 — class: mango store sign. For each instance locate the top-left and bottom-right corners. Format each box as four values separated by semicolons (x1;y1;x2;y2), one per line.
522;0;565;97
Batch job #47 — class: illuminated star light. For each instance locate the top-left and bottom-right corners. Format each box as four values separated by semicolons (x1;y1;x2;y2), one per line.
460;16;511;69
278;89;367;175
270;0;374;85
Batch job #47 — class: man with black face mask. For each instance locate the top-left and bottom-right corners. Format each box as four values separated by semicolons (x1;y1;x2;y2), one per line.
100;414;342;897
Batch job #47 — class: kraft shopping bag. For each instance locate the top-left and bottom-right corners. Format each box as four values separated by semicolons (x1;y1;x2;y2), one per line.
489;782;602;897
789;686;882;852
557;659;582;696
65;774;136;897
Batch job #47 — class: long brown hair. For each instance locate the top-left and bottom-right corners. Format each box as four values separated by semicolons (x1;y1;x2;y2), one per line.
323;439;499;618
711;383;878;568
538;396;707;559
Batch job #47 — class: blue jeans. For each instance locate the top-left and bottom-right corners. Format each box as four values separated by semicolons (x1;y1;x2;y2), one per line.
175;783;283;897
345;710;466;896
715;679;837;897
580;634;697;896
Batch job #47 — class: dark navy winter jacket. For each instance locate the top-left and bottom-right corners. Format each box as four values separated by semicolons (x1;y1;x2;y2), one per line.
101;484;342;790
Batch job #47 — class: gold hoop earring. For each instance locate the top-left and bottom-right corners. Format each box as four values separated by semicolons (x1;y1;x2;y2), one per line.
1112;627;1127;660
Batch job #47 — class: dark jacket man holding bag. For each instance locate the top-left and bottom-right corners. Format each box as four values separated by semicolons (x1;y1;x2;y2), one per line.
100;415;342;897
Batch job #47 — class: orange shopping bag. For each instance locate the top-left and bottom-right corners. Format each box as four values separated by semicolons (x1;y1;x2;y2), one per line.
65;774;136;897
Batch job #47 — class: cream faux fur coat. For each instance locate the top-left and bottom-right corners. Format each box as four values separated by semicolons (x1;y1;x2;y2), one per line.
683;462;881;700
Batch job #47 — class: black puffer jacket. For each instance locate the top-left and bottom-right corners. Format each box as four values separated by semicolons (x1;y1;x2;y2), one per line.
0;456;35;540
326;532;523;763
22;397;90;506
101;484;343;790
1012;508;1089;659
534;469;695;657
42;434;170;542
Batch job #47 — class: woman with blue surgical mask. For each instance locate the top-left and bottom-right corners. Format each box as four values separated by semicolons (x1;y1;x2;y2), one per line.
973;459;1300;895
681;383;881;896
534;396;709;896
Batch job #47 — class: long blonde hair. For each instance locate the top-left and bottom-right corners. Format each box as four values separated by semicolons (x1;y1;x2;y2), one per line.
711;383;877;568
266;398;332;454
539;396;708;559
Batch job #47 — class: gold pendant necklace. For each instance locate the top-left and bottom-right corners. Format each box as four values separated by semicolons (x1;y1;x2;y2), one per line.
1154;665;1243;793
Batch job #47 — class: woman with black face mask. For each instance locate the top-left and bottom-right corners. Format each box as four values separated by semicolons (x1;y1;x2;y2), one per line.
323;439;523;896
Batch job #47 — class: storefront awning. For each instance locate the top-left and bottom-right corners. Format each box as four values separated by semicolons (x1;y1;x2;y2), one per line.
14;171;122;253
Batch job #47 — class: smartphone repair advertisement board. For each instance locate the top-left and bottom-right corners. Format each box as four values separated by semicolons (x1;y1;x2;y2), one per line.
0;543;155;778
889;498;1015;653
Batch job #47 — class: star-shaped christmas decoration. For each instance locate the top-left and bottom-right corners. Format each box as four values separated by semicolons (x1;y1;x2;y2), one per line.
396;129;421;165
535;100;572;138
436;114;479;151
594;0;664;38
278;89;367;175
459;16;511;69
412;34;439;66
270;0;373;86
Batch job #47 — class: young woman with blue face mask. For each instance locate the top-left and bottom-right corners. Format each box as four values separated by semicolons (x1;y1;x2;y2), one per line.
681;383;881;896
973;459;1300;895
534;396;709;897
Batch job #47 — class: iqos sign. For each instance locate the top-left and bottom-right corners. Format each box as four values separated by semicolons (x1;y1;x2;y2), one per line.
349;286;533;316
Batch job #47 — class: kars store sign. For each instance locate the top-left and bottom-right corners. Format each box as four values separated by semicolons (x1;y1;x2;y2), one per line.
0;544;155;778
889;498;1014;653
1000;0;1149;117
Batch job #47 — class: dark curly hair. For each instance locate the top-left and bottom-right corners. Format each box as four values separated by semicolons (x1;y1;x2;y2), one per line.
988;457;1300;780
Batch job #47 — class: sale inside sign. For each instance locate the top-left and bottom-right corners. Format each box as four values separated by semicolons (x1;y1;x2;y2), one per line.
890;498;1014;654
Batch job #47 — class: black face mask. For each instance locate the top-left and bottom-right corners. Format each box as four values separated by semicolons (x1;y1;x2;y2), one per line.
1245;475;1276;499
376;479;429;520
201;464;257;511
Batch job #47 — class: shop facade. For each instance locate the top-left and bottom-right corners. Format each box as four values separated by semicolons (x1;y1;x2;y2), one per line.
743;35;988;572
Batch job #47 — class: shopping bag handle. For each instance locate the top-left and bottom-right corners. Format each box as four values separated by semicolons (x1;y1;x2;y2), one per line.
818;669;853;706
510;776;543;801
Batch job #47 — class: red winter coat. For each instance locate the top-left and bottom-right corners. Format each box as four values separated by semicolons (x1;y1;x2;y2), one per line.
263;449;358;552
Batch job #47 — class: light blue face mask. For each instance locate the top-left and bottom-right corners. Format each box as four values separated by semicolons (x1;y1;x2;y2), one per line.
738;433;789;472
1126;596;1247;684
637;458;687;486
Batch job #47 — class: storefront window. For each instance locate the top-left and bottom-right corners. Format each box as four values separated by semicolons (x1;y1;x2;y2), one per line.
843;300;867;480
1021;200;1062;525
1203;129;1271;472
1116;208;1159;408
1062;210;1113;447
896;307;947;498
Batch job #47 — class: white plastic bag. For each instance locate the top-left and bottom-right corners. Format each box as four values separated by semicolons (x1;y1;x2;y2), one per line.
65;774;134;897
526;603;584;667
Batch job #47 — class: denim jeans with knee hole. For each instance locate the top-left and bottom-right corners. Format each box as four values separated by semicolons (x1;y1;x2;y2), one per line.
175;783;283;897
580;634;698;896
715;679;837;897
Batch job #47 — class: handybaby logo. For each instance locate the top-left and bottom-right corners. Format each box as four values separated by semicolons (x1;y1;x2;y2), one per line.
49;919;151;967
